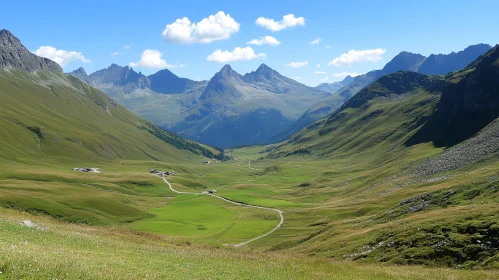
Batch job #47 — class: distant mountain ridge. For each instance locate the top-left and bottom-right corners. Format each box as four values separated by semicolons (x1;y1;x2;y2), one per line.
316;75;355;93
69;64;207;95
171;64;330;148
274;51;429;143
418;43;492;75
276;44;493;144
70;62;330;148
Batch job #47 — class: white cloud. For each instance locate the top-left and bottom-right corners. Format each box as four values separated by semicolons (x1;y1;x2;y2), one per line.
314;71;326;74
325;45;331;49
317;64;321;68
111;51;120;56
309;38;321;45
124;45;131;49
333;72;362;79
255;14;305;32
130;49;176;69
321;77;329;83
162;11;240;44
207;47;266;63
247;36;281;46
328;48;386;67
33;46;90;67
285;61;308;68
179;64;186;68
294;76;303;80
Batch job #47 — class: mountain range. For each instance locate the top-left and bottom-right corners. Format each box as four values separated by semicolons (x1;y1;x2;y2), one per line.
68;39;491;148
70;63;330;148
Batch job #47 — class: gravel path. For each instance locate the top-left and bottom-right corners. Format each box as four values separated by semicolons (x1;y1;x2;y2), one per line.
161;177;284;247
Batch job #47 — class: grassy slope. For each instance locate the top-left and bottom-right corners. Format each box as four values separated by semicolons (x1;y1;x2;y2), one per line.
0;70;217;164
1;207;498;280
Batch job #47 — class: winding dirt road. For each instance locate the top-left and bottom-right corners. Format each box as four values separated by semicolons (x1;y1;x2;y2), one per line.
161;177;284;247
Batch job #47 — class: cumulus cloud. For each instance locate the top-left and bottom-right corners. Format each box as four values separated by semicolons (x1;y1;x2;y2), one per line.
255;14;305;32
247;36;281;46
309;38;321;45
33;46;90;67
285;61;308;68
162;11;240;44
111;51;120;56
328;48;386;67
321;77;329;83
333;72;362;79
207;47;266;63
130;49;176;69
314;71;326;74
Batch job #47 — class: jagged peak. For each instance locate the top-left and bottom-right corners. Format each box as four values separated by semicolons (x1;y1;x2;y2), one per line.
70;67;87;75
0;29;22;45
220;64;234;72
0;29;15;38
257;63;271;71
382;51;427;73
216;64;240;78
109;63;125;69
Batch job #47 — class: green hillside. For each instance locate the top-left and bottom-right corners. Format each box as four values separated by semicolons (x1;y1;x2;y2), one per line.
0;70;218;164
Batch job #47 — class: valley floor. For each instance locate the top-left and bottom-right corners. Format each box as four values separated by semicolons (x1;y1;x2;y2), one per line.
1;137;499;278
1;207;498;280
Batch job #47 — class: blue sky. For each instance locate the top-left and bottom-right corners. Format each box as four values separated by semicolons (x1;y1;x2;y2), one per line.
4;0;499;86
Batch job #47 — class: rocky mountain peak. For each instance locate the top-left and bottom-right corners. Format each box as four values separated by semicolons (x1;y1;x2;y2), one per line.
256;63;271;71
72;67;87;76
68;67;90;83
215;64;241;80
382;51;427;73
0;29;63;73
0;29;19;43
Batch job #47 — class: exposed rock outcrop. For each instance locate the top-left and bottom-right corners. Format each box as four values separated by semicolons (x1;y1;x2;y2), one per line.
0;29;63;73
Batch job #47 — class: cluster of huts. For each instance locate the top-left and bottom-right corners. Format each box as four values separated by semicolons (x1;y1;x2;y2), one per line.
149;169;174;177
72;167;101;173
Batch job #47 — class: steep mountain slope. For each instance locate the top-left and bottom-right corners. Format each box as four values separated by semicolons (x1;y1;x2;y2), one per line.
170;64;329;148
409;45;499;147
271;52;427;143
278;45;492;144
271;71;443;158
0;30;218;163
418;44;492;75
272;45;499;162
315;75;354;93
258;49;499;266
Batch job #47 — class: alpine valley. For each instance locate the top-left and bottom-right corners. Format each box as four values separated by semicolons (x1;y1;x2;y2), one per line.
2;2;499;279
